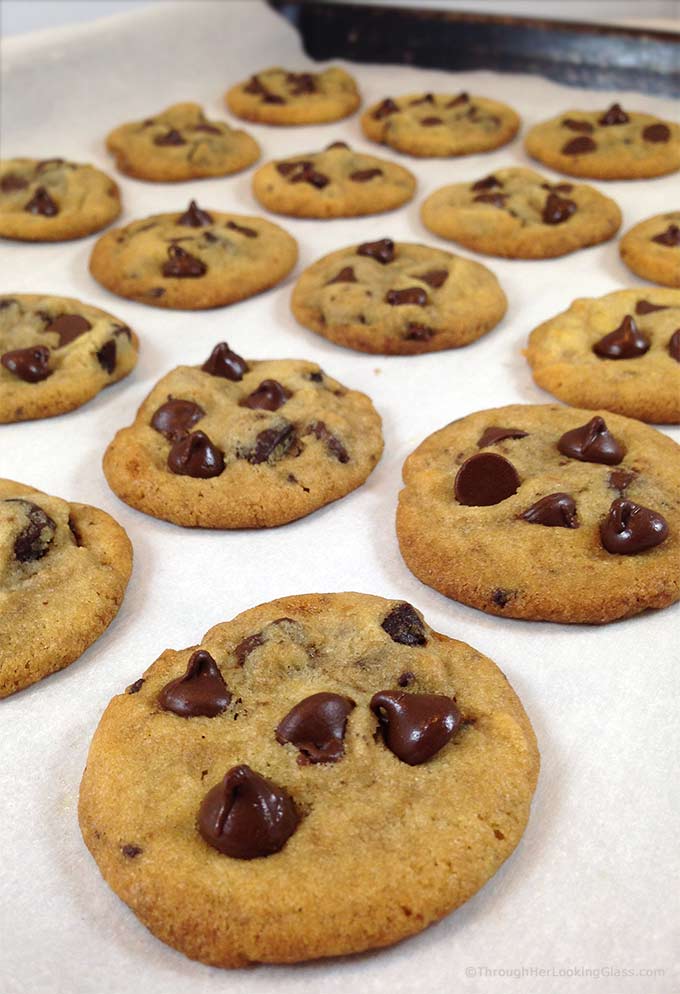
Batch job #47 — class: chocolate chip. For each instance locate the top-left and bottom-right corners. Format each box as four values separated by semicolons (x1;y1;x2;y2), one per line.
405;323;434;341
0;298;16;309
309;370;324;382
7;500;57;562
167;431;224;478
593;315;650;359
151;398;205;439
609;469;637;492
158;649;231;718
520;493;578;528
276;160;311;177
416;269;448;289
234;632;265;665
303;420;349;463
325;266;357;285
244;75;266;95
96;340;116;374
471;174;502;191
557;416;624;465
477;426;528;448
286;71;316;95
240;379;291;412
600;498;668;555
226;220;257;238
246;423;295;464
421;116;443;126
1;345;51;383
327;141;349;150
397;671;415;687
542;192;577;225
162;245;207;278
154;128;186;146
147;288;165;298
177;200;213;227
126;678;144;694
201;342;249;381
198;765;299;859
562;136;597;155
381;602;427;646
410;93;435;105
192;122;222;134
373;97;399;119
669;330;680;362
289;163;329;189
562;119;595;133
385;287;428;307
35;158;65;171
599;103;629;125
541;182;574;193
350;168;383;182
454;452;520;506
276;692;355;765
492;588;510;607
473;192;507;207
643;123;670;143
24;187;58;216
1;173;29;192
635;299;669;314
370;691;461;766
447;92;469;107
652;224;680;247
43;313;92;347
357;238;395;265
121;844;142;858
113;324;132;340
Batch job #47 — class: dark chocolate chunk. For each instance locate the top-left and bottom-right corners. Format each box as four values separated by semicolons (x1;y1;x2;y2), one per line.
151;398;205;440
154;129;186;146
162;245;207;278
44;313;92;347
357;238;395;265
562;119;594;133
477;426;528;448
669;329;680;362
24;187;58;216
96;340;116;374
643;123;670;143
303;420;349;463
276;160;311;177
1;345;51;383
350;168;383;182
309;370;323;382
593;315;650;359
520;492;578;528
421;116;443;126
201;342;248;380
609;469;637;492
240;379;291;412
158;649;231;718
405;323;434;341
471;174;502;191
454;452;520;506
542;192;577;225
381;602;427;646
416;269;448;289
385;287;428;307
289;163;329;189
226;220;257;238
198;765;299;859
562;136;597;155
652;224;680;247
177;200;213;227
286;71;316;95
121;844;142;858
557;416;624;465
8;500;56;562
598;103;629;126
167;431;224;478
373;97;399;119
473;193;507;207
1;173;29;192
126;678;144;694
370;690;461;766
325;266;357;285
600;498;668;555
635;299;669;314
246;423;295;464
276;692;355;765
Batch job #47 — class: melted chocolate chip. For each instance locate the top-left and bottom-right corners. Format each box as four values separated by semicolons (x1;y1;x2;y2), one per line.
36;158;66;171
1;345;51;382
600;498;668;555
151;398;205;440
198;765;299;859
121;844;142;858
385;287;428;307
246;423;295;464
193;122;222;134
542;192;577;225
521;493;578;528
636;299;669;314
405;323;434;341
471;174;502;191
286;71;316;95
357;238;395;265
264;93;286;105
276;692;355;765
562;119;595;133
177;201;213;227
416;269;448;289
167;431;224;478
162;245;207;278
397;671;415;687
593;315;650;359
669;330;680;362
240;379;291;412
24;187;58;216
304;420;349;462
244;75;266;95
652;224;680;247
492;588;510;607
557;416;624;465
292;164;329;189
599;103;629;126
96;340;116;374
126;678;144;694
562;136;597;155
609;469;637;492
201;342;249;381
158;650;231;718
325;266;357;285
473;192;507;207
421;116;443;126
541;182;574;193
477;426;528;448
44;313;92;347
350;168;383;182
276;160;311;177
410;93;435;105
447;92;469;107
1;173;29;192
154;129;186;146
371;691;461;766
373;97;399;119
381;602;426;646
226;220;257;238
8;500;57;562
455;452;520;506
234;632;265;665
643;123;670;143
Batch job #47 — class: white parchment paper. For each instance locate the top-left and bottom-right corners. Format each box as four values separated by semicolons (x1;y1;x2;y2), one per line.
1;3;679;993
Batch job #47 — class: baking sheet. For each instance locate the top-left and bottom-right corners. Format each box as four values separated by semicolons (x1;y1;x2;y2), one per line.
1;3;679;993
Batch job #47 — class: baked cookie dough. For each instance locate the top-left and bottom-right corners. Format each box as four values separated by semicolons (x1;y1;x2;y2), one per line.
525;103;680;180
0;480;132;697
619;212;680;288
0;158;120;241
397;404;680;623
361;91;519;157
225;66;360;125
103;345;383;527
420;167;621;259
291;238;507;354
0;294;139;423
89;201;297;309
526;289;680;424
79;592;539;966
252;142;415;219
105;102;260;182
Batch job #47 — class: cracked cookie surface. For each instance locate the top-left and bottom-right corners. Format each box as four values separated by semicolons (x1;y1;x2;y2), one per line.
0;479;132;697
78;591;538;967
397;404;680;623
226;66;360;125
619;212;680;288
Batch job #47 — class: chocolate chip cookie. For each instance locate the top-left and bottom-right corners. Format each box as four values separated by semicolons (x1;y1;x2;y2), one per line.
0;480;132;697
79;591;539;966
0;158;121;241
620;212;680;288
89;202;297;309
420;167;621;259
525;103;680;179
361;91;519;157
291;239;506;354
103;345;383;527
526;290;680;424
105;102;260;182
397;404;680;623
226;67;360;125
251;143;415;219
0;294;139;423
